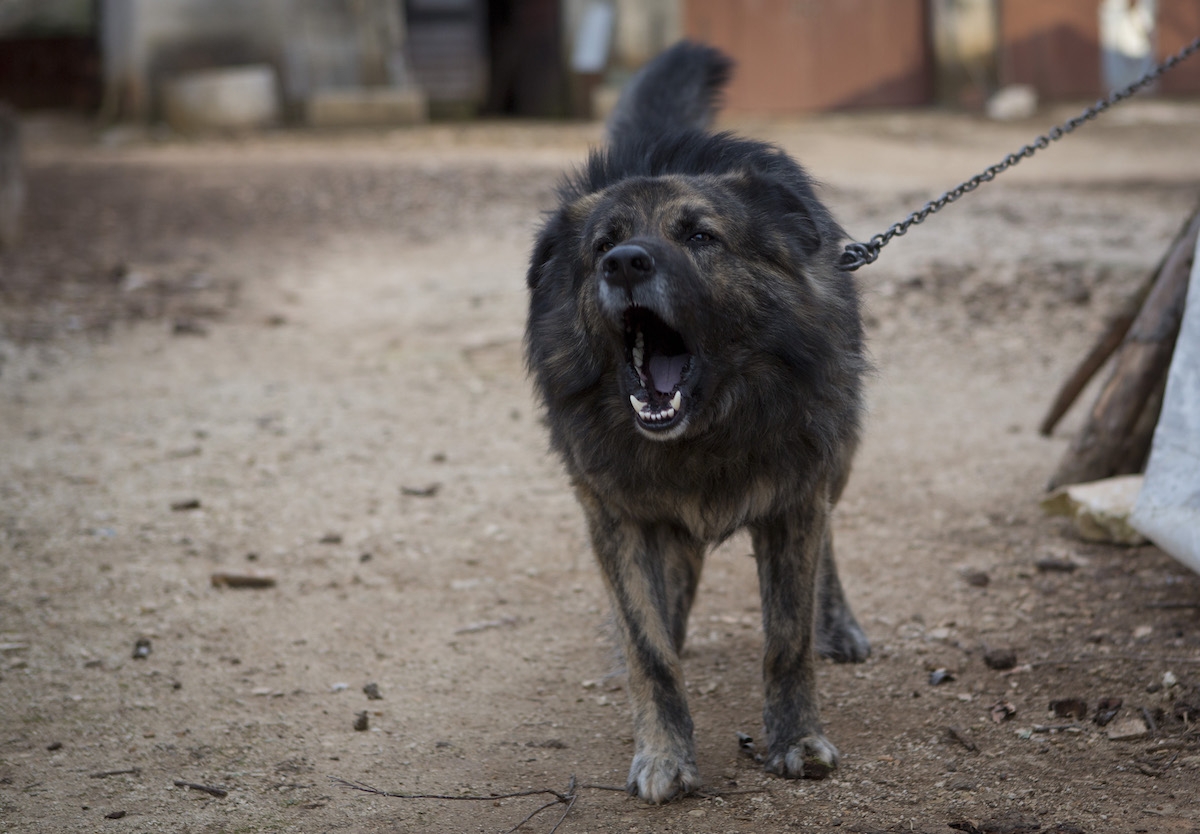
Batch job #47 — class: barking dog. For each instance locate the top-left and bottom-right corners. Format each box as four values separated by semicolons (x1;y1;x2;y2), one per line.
525;42;869;804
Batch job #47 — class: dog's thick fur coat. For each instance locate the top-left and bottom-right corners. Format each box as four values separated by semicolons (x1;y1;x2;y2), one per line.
525;42;869;803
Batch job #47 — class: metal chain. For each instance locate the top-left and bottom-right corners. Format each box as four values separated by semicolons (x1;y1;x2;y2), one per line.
838;34;1200;272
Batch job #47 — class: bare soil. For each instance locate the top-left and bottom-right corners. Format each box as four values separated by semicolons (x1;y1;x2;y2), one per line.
3;105;1200;834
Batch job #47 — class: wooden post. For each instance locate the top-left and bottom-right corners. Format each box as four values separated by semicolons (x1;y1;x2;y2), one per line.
1046;208;1200;491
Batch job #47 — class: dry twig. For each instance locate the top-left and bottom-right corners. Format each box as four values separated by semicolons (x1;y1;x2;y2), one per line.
332;774;763;832
174;780;228;798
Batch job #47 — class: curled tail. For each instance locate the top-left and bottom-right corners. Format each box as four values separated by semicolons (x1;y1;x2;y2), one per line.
606;41;733;147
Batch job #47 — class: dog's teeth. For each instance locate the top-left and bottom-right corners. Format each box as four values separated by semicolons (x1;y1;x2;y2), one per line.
632;346;644;368
630;395;648;412
670;391;682;410
664;407;675;419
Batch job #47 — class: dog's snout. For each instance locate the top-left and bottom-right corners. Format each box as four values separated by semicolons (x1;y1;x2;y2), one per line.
602;244;655;288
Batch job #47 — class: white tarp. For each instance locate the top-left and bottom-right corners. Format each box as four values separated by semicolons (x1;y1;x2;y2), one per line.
1131;231;1200;573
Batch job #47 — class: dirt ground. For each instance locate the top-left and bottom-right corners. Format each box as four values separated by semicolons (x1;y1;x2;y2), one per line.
3;103;1200;834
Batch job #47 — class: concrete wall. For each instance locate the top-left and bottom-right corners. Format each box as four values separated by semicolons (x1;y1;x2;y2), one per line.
101;0;290;119
100;0;419;122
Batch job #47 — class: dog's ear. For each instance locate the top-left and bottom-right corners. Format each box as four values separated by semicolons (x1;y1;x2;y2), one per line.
729;168;827;259
527;212;565;290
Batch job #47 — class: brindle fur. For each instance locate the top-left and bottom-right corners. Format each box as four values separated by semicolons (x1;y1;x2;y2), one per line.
525;42;869;804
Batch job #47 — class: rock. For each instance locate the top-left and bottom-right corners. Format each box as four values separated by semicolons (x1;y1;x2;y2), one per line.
132;637;151;660
170;498;202;512
1041;476;1148;545
363;682;383;701
353;711;369;731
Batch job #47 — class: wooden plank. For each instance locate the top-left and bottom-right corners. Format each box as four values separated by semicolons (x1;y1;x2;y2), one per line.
1047;208;1200;490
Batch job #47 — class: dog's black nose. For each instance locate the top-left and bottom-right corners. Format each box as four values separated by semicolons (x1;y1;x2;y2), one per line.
602;244;655;288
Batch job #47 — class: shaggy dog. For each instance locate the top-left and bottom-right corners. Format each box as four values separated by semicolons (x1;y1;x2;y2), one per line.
525;42;869;803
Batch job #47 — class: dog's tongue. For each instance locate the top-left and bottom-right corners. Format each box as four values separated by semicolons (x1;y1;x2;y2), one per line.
648;354;687;394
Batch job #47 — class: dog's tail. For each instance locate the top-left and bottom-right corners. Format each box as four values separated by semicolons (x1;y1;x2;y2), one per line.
606;41;733;146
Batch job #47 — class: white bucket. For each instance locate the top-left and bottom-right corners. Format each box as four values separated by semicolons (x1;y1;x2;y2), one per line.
163;65;281;132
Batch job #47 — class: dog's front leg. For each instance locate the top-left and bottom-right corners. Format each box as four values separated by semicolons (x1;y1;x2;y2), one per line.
751;496;840;780
580;496;699;803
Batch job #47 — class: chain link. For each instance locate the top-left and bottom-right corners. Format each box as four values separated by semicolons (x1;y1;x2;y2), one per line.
839;34;1200;272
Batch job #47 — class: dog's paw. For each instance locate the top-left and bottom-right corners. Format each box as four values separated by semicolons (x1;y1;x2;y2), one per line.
817;613;870;664
764;734;840;781
626;750;701;804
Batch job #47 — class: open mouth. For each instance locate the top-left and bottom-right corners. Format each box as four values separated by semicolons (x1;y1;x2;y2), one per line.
623;306;695;433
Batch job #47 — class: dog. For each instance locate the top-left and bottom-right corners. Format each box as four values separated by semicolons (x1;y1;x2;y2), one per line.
524;42;869;804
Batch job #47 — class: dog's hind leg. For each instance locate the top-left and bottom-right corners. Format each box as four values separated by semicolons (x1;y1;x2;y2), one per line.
752;496;840;780
578;493;701;803
815;530;870;663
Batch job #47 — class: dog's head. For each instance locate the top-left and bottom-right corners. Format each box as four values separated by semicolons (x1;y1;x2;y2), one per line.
527;138;859;446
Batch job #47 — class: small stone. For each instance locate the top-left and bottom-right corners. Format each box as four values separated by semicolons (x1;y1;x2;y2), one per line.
983;647;1018;671
929;668;956;686
401;483;440;497
961;567;990;588
132;638;151;660
363;682;383;700
990;700;1017;723
105;810;127;819
353;711;369;731
318;532;343;545
47;741;63;751
1094;697;1122;726
170;498;201;512
1034;557;1078;573
1049;698;1087;720
1105;716;1149;740
210;571;276;589
172;317;208;336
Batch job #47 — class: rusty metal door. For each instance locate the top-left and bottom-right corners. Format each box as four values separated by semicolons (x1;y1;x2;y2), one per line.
998;0;1103;99
684;0;932;113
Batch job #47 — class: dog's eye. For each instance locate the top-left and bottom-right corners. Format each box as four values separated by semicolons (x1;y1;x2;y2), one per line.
688;231;716;244
596;240;615;254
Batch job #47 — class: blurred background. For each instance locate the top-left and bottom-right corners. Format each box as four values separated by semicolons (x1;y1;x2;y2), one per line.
0;0;1198;127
